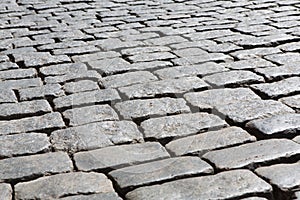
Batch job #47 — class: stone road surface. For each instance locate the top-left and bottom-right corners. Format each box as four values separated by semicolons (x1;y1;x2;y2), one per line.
0;0;300;199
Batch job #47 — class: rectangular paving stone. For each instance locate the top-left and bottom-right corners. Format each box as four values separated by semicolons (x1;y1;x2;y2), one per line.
63;105;118;127
246;113;300;136
74;142;170;171
0;62;18;71
0;112;65;135
0;68;36;80
184;88;261;110
53;89;121;109
60;192;122;200
0;78;42;90
72;51;120;62
203;139;300;170
126;170;272;200
251;77;300;98
215;100;294;124
40;63;87;76
230;47;282;60
109;157;213;189
203;70;264;87
18;84;64;101
0;133;50;158
119;77;210;99
0;100;52;119
88;57;131;75
0;183;12;200
115;98;190;120
166;127;256;156
255;63;300;81
173;48;210;57
63;80;99;94
44;70;102;84
0;89;17;103
121;46;171;56
255;162;300;192
265;53;300;65
128;52;176;63
141;113;227;139
50;121;143;152
172;53;233;65
15;172;114;200
102;71;158;88
221;58;275;70
0;152;72;182
145;36;188;45
154;62;228;79
52;45;99;56
280;94;300;110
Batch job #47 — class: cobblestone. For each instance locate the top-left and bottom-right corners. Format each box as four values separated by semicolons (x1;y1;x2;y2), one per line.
18;84;64;101
126;170;272;200
60;193;122;200
0;183;12;200
63;80;99;94
255;63;300;81
280;94;300;110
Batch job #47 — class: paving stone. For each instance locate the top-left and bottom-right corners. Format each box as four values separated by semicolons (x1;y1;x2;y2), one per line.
0;89;17;103
255;162;300;192
102;71;158;88
203;70;264;87
0;152;72;182
50;120;143;152
166;127;256;156
203;139;300;170
215;100;294;124
145;36;188;45
0;183;12;200
15;172;114;200
278;41;300;52
294;136;300;144
184;88;261;110
0;112;65;135
280;94;300;110
172;53;233;65
53;89;120;109
88;57;131;75
141;113;227;139
126;170;272;200
40;63;87;76
18;84;64;101
0;62;18;71
255;63;300;80
98;38;144;51
63;80;99;93
251;77;300;98
109;157;213;189
246;113;300;136
74;142;170;171
222;58;275;70
52;45;99;56
115;98;190;120
121;46;171;56
265;53;300;65
0;78;42;90
44;70;102;84
60;192;122;200
72;51;120;62
119;77;209;99
173;48;208;57
63;105;118;127
0;133;50;158
186;30;235;40
0;100;52;119
230;47;282;60
128;52;176;63
154;62;228;79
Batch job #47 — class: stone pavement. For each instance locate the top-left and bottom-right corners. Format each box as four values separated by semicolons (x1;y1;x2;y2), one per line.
0;0;300;199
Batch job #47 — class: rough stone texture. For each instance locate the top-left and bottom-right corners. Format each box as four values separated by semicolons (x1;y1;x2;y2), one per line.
18;84;65;101
115;98;190;120
184;88;261;110
255;162;300;192
166;127;256;156
53;89;121;109
63;105;118;126
40;63;87;76
0;89;17;103
63;80;99;93
203;139;300;170
251;77;300;98
0;133;50;158
246;113;300;136
141;113;227;139
128;52;176;62
126;170;272;200
221;58;275;70
50;121;143;152
60;193;122;200
0;183;12;200
0;152;72;181
280;94;300;110
265;53;300;65
203;70;264;87
74;142;170;171
119;77;209;99
0;68;37;80
0;112;65;135
15;172;114;200
88;58;131;75
109;157;213;189
255;63;300;81
215;100;295;124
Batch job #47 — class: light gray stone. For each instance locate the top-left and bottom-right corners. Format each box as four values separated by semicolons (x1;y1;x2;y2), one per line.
141;113;227;139
166;127;256;156
63;80;99;93
115;98;190;120
0;78;42;90
221;58;275;70
72;51;120;62
126;170;272;200
203;139;300;170
255;63;300;80
109;157;213;189
230;47;281;60
0;89;17;103
280;94;300;110
19;84;65;101
40;63;87;76
0;68;37;81
294;136;300;144
128;52;176;62
265;53;300;65
15;172;114;200
0;152;72;181
74;142;170;171
0;183;12;200
60;193;122;200
88;58;131;75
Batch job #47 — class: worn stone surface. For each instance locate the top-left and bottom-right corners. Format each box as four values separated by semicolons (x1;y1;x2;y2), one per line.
0;152;72;181
18;84;64;101
115;98;190;120
126;170;272;200
166;127;256;156
63;80;99;94
141;113;227;139
255;162;300;192
15;172;114;200
280;94;300;110
74;142;170;171
60;193;122;200
203;139;300;170
0;89;17;103
109;157;213;189
0;183;12;200
255;63;300;81
50;121;143;152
